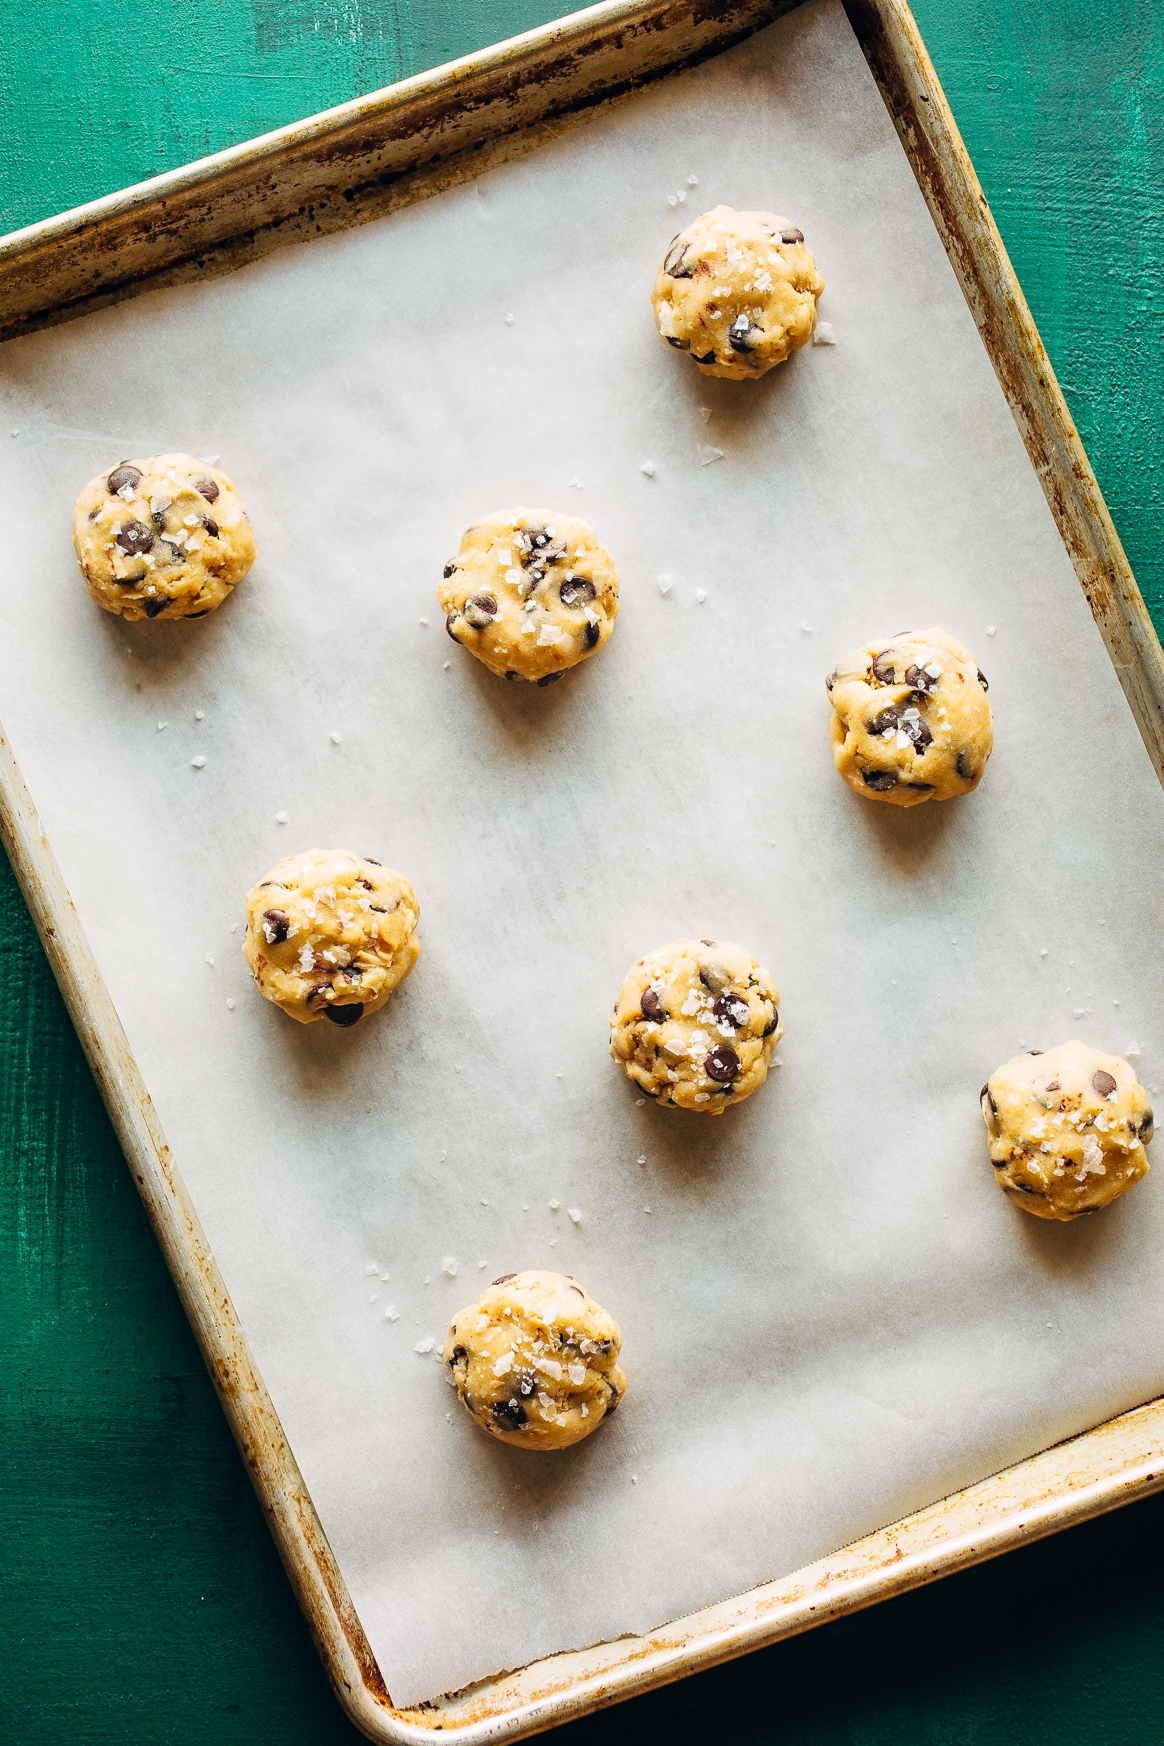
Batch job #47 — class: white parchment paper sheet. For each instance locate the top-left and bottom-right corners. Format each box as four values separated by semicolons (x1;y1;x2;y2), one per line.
3;0;1164;1703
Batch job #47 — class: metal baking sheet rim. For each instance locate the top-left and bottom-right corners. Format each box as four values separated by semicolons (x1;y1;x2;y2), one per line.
2;0;1163;1738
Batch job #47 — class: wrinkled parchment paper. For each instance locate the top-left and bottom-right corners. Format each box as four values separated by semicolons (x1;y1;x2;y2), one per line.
3;0;1164;1703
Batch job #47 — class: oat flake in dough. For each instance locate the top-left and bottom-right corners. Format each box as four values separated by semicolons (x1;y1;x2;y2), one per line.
242;850;419;1026
439;507;619;685
827;625;993;806
982;1040;1153;1220
72;452;256;621
443;1270;627;1451
651;204;824;380
609;938;781;1113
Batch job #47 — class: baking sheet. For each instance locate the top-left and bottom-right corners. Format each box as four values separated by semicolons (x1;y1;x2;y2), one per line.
3;0;1164;1705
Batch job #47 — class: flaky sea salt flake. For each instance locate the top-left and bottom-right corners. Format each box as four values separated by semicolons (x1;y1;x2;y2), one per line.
640;461;655;477
567;1207;582;1224
191;755;207;769
697;443;724;465
812;322;837;345
415;1337;435;1354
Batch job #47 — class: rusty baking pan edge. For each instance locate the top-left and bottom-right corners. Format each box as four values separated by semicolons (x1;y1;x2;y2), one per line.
0;0;790;344
4;0;1164;1739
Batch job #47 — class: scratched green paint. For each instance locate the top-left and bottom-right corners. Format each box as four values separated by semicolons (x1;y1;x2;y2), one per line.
3;2;1164;1741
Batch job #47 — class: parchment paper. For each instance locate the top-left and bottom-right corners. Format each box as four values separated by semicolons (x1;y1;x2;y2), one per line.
3;0;1164;1703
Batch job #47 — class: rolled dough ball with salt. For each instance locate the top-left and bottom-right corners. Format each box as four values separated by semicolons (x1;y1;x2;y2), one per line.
242;849;419;1026
609;938;781;1113
72;452;255;621
826;625;993;806
650;204;824;380
443;1270;627;1450
982;1040;1152;1220
439;507;618;685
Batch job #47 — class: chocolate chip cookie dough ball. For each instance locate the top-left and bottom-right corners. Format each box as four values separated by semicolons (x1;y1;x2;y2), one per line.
242;850;419;1026
73;453;256;621
610;938;781;1113
982;1041;1152;1221
439;508;619;685
443;1270;627;1451
651;204;825;380
827;626;992;807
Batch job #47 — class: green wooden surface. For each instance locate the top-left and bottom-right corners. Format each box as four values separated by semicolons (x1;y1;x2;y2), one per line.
3;0;1164;1739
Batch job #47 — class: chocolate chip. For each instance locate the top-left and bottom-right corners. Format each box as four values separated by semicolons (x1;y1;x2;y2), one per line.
780;227;804;243
1012;1183;1044;1196
898;707;933;750
463;593;498;628
584;619;600;648
666;336;689;348
262;908;290;943
762;1008;780;1037
825;670;836;692
365;858;382;865
185;609;210;618
728;314;761;352
664;236;694;277
956;751;977;780
705;1044;739;1082
1093;1070;1117;1098
1045;1080;1060;1092
1139;1109;1154;1139
325;1002;364;1027
871;650;896;685
869;706;899;735
977;669;989;691
693;351;716;364
116;520;154;555
201;517;219;538
107;463;142;496
491;1273;517;1285
450;1344;467;1364
359;878;374;890
143;597;168;618
196;477;220;503
150;499;171;531
443;561;457;579
863;769;897;791
604;1384;619;1414
1028;1049;1043;1055
905;782;934;792
559;576;596;608
980;1084;998;1119
492;1398;526;1428
713;992;748;1028
904;663;937;693
640;988;666;1022
504;669;518;681
445;611;461;641
699;962;730;994
701;940;716;946
536;671;566;686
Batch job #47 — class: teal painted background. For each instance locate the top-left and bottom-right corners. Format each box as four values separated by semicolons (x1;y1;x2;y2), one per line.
3;2;1164;1739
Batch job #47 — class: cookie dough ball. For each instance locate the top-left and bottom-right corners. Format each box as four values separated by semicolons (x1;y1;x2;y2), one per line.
982;1041;1152;1221
73;453;256;621
443;1270;627;1451
827;626;993;807
609;938;781;1114
242;850;419;1026
651;204;825;380
439;508;619;685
